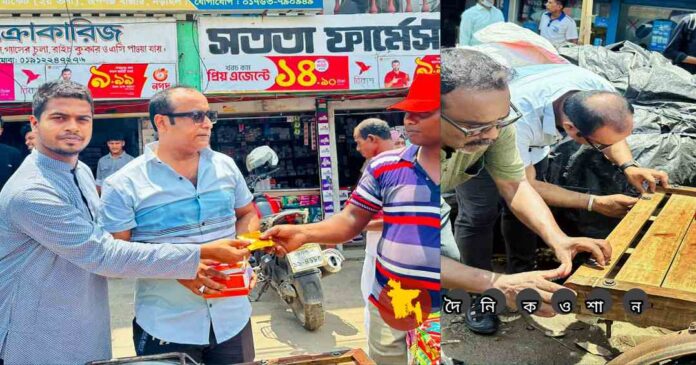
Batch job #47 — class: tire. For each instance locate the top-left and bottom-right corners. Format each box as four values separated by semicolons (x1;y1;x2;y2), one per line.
289;298;325;331
608;329;696;365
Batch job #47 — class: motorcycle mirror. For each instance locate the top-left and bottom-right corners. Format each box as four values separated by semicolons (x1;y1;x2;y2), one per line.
246;146;279;178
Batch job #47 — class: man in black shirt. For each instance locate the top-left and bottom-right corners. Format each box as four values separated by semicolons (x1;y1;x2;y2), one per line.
664;13;696;74
0;116;22;191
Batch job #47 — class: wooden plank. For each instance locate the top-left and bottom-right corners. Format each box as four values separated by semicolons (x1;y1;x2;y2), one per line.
566;276;696;330
658;186;696;198
240;349;375;365
615;195;696;286
567;193;664;283
578;0;594;45
662;218;696;292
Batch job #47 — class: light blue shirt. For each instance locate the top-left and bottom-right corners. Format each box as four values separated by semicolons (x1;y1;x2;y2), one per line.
0;150;200;365
510;64;616;166
539;12;579;46
96;152;134;186
459;3;505;46
100;142;254;345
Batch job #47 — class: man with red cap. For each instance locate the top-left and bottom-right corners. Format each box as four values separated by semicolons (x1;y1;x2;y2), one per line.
263;72;440;364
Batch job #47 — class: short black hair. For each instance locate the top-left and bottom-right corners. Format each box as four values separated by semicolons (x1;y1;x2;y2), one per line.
32;80;93;119
356;118;391;140
441;48;513;107
148;85;199;131
392;60;400;64
555;0;568;8
107;132;125;142
563;90;634;136
61;68;71;74
20;123;32;137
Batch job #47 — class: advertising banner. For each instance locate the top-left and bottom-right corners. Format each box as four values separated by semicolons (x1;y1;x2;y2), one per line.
316;101;336;218
0;17;178;101
198;13;440;94
0;0;322;14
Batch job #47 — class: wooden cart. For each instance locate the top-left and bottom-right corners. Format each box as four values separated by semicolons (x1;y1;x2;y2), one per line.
239;349;375;365
566;186;696;331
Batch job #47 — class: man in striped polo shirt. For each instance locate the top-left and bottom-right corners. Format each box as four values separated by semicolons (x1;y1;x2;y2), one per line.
264;72;440;364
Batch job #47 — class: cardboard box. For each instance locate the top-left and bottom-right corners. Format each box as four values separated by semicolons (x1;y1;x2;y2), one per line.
203;262;253;299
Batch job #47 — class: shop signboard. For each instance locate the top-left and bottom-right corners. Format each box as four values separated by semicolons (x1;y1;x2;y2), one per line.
198;13;440;94
0;17;178;102
0;0;322;14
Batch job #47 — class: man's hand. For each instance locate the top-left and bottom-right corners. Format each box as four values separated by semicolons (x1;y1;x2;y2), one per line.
549;236;612;277
624;166;670;193
260;225;310;256
178;260;227;296
592;194;639;218
493;269;569;317
200;238;251;264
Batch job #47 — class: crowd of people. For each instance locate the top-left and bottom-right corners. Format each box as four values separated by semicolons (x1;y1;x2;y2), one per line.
0;69;441;364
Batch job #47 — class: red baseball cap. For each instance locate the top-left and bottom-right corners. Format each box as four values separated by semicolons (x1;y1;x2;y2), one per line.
388;72;440;113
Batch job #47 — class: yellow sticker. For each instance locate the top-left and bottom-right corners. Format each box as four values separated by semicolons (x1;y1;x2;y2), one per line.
238;231;275;251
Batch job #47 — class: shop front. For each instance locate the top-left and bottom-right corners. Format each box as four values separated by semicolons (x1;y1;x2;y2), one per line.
510;0;696;48
197;12;440;220
0;16;178;174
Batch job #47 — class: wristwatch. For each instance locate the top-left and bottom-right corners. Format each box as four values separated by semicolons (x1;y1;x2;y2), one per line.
619;160;640;172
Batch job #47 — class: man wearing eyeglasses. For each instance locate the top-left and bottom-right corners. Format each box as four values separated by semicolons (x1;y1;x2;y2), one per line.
440;48;612;335
99;86;259;363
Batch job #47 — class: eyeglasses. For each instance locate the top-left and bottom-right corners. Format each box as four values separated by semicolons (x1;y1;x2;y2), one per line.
164;110;218;125
442;103;523;137
580;134;613;153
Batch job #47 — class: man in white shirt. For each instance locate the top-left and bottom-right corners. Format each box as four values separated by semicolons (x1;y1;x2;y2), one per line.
459;0;505;46
539;0;578;46
455;63;669;276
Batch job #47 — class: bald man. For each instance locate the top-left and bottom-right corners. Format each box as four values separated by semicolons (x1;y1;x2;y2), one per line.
352;118;396;332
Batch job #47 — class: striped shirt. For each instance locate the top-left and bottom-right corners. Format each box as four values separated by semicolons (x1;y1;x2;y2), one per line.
349;145;440;317
99;142;254;345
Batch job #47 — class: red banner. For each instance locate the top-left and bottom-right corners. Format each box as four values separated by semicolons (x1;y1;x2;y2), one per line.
266;56;350;92
414;55;441;75
88;64;149;99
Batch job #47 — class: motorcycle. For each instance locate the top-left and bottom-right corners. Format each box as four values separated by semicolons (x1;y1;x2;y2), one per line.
245;146;345;331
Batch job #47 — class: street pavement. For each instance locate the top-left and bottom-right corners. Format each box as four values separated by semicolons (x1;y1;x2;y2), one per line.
109;246;368;362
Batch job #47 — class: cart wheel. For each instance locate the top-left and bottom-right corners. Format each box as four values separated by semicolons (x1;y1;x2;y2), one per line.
608;326;696;364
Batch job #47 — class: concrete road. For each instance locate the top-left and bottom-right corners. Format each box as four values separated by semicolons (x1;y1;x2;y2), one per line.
109;247;368;361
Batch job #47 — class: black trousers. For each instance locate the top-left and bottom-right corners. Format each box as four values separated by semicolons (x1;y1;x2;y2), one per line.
132;318;255;365
454;157;548;274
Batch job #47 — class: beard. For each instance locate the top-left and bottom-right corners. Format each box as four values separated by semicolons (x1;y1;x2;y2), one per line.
46;144;83;156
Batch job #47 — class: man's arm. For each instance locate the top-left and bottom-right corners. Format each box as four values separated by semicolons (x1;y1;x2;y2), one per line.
262;204;375;254
459;12;473;46
235;202;260;235
112;230;229;296
602;140;670;193
664;17;695;65
494;176;611;275
11;185;200;279
95;158;104;188
524;165;637;217
442;256;564;317
365;219;383;232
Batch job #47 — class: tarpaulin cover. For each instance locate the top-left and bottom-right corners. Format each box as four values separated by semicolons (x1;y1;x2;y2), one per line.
547;42;696;237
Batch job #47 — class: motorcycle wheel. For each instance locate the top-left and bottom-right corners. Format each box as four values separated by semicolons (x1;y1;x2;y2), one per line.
289;297;325;331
